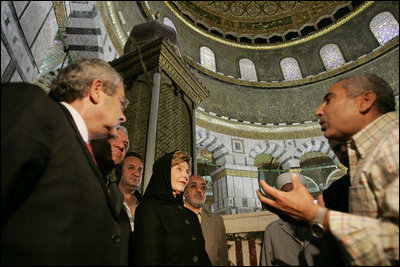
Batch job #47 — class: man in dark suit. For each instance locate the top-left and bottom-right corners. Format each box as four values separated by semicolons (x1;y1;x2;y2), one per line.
1;58;129;265
91;125;130;180
91;125;132;264
184;175;229;266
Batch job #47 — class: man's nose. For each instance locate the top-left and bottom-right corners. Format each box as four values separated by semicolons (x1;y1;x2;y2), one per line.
315;105;323;119
120;112;126;123
115;141;124;150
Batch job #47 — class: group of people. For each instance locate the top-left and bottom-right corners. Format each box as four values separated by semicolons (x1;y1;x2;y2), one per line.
1;57;398;266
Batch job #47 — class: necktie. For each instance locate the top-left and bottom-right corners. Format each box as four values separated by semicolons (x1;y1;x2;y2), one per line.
86;142;97;166
197;211;202;223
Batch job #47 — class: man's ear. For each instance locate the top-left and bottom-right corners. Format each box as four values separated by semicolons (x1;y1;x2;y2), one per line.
88;79;103;104
359;91;376;113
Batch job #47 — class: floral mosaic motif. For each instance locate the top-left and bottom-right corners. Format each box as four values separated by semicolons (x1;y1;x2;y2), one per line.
246;2;262;17
200;46;216;72
176;1;352;39
280;57;303;81
320;44;345;71
370;11;399;46
202;1;299;17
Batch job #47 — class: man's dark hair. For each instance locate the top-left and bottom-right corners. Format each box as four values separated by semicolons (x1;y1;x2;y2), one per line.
125;152;143;162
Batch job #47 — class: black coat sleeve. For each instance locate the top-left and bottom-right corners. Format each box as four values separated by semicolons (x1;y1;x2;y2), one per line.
1;83;60;228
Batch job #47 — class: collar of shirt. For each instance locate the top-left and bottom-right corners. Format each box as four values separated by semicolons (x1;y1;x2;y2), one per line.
60;101;89;143
351;112;397;160
184;202;202;221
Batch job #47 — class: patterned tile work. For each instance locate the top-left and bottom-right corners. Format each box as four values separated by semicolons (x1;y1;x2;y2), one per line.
124;73;152;159
155;74;193;160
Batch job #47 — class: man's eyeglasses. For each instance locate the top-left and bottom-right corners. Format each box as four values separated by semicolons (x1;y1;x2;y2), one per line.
119;96;129;111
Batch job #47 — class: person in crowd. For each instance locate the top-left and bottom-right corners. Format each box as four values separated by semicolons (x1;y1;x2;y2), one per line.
257;73;399;265
317;139;350;212
131;150;212;266
184;175;229;266
260;172;344;266
117;152;144;231
1;58;129;265
91;125;129;179
91;125;132;264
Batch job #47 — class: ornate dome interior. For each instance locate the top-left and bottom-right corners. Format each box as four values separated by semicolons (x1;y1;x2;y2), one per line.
1;1;399;216
103;1;398;128
167;1;358;44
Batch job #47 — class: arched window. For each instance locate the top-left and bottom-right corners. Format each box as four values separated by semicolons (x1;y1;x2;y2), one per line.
320;44;345;71
239;58;257;81
280;57;303;81
370;12;399;46
200;46;216;72
163;17;177;32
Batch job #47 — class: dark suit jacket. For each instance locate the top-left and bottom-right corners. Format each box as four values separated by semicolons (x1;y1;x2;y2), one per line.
1;83;129;265
201;208;229;266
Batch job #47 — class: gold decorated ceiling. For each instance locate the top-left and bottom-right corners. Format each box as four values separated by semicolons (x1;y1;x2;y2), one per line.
175;1;350;37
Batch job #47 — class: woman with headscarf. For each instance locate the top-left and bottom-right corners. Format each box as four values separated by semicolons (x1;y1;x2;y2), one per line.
130;150;211;266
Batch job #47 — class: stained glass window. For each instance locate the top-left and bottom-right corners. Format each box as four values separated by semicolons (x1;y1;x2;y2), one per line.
200;46;216;72
370;12;399;46
163;17;177;32
239;58;257;81
320;44;345;71
280;57;303;81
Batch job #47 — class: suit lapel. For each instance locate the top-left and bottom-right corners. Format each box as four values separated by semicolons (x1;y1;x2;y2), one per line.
201;209;210;232
58;104;99;172
58;103;121;220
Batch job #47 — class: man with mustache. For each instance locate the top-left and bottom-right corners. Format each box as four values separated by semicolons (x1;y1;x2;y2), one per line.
184;175;229;266
257;73;399;265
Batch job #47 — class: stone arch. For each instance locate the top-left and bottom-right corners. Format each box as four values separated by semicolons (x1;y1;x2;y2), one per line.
248;141;292;169
293;139;339;165
196;129;229;165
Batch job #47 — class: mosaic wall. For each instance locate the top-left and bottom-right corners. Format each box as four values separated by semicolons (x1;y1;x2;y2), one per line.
155;74;193;160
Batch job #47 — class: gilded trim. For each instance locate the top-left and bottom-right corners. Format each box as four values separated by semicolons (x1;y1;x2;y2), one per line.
97;1;124;56
212;169;227;181
140;1;153;20
185;36;399;88
226;169;258;178
164;1;374;50
195;109;324;140
159;41;210;104
212;168;258;181
53;1;66;30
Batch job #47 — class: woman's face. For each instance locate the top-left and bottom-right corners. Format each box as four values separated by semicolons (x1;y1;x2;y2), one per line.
171;161;190;197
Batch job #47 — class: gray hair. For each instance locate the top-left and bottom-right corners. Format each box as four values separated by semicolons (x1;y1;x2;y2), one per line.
117;125;129;151
49;58;123;102
342;73;395;114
